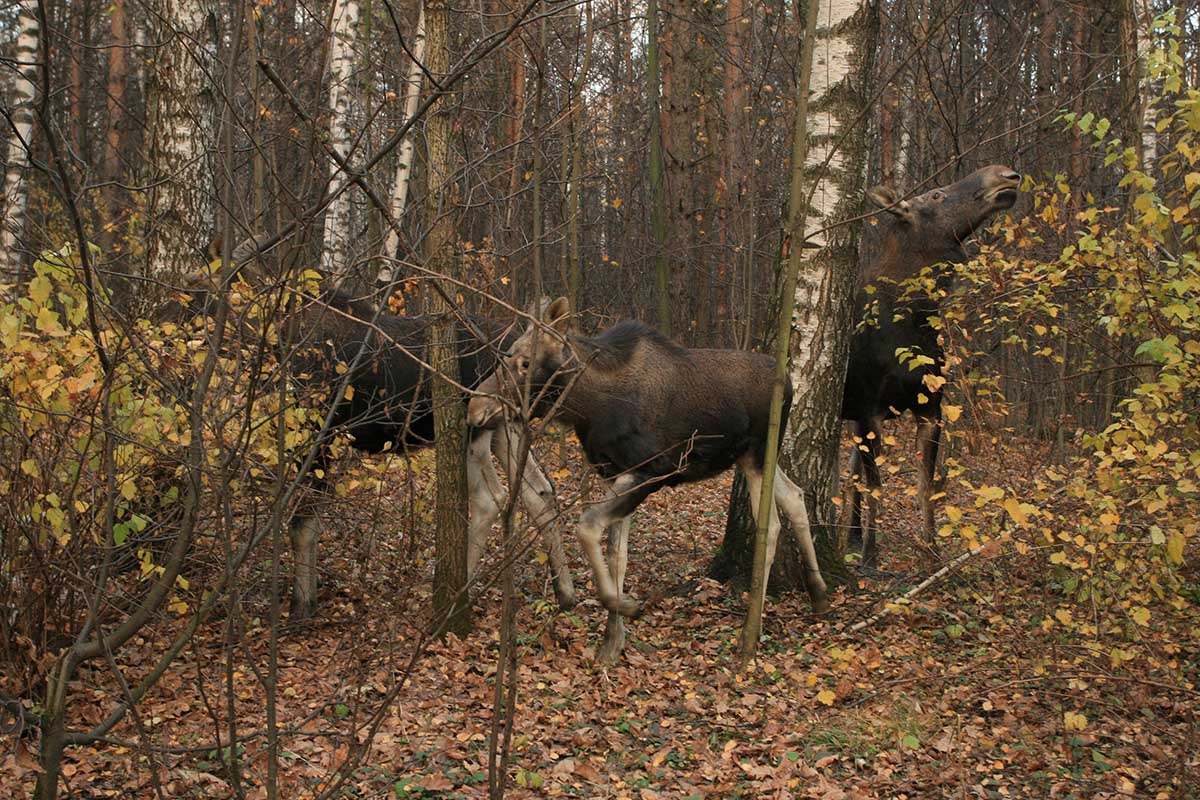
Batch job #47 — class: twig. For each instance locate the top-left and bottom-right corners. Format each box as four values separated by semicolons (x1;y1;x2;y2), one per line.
848;543;984;633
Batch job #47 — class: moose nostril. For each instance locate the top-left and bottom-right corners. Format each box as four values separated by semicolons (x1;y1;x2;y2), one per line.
1003;171;1020;181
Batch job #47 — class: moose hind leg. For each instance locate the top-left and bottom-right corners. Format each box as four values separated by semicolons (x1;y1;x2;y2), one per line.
577;474;645;619
773;470;830;613
859;417;884;571
598;517;632;665
493;425;576;609
740;460;783;622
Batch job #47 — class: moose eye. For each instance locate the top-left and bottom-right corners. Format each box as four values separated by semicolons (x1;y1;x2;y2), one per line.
514;357;530;373
931;190;944;201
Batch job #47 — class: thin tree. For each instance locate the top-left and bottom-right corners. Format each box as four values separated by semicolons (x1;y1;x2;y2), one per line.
647;0;670;334
740;0;819;660
320;0;362;284
378;1;426;286
425;0;471;637
1;1;39;284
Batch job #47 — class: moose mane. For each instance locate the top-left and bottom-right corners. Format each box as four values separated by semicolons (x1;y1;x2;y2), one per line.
584;320;688;370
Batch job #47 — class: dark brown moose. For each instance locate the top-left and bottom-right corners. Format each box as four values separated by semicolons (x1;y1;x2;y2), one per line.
467;299;829;664
169;284;576;620
842;165;1021;567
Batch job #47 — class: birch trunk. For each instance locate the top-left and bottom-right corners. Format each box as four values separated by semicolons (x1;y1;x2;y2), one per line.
1135;0;1157;171
1;2;39;284
713;0;874;592
320;0;362;284
144;0;216;281
783;0;873;570
377;3;426;287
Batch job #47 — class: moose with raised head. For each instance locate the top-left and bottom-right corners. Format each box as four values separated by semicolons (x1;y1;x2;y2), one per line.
169;281;576;620
467;299;829;664
842;164;1022;568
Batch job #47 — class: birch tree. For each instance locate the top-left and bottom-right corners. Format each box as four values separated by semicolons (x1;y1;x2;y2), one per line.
782;0;874;567
377;2;426;288
1;2;39;284
320;0;362;284
714;0;874;594
144;0;217;281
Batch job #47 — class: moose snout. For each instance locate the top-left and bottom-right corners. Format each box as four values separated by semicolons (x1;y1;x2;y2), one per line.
467;393;501;429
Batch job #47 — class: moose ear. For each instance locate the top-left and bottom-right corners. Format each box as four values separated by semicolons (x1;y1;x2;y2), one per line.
544;297;571;333
866;185;914;224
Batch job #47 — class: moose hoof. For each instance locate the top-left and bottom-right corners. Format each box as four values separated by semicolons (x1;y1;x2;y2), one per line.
555;586;578;612
597;629;626;666
617;594;642;619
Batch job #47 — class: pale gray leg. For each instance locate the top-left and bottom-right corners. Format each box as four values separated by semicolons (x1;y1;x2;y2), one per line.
289;514;321;620
773;469;830;612
466;430;502;582
916;415;942;552
493;424;576;608
597;516;632;665
739;459;782;624
577;474;642;618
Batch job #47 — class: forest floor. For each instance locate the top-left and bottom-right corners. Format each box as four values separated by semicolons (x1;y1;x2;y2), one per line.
3;428;1198;799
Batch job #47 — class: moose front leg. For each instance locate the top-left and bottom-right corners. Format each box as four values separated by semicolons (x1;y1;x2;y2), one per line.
916;414;942;556
289;461;330;621
597;517;632;665
466;430;502;582
492;424;576;609
577;474;645;619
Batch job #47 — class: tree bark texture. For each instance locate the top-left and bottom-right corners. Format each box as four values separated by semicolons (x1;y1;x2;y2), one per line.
144;0;216;281
424;0;471;638
1;2;39;283
713;0;876;591
320;0;361;284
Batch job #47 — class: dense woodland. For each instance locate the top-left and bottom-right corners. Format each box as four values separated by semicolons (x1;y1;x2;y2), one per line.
1;0;1198;797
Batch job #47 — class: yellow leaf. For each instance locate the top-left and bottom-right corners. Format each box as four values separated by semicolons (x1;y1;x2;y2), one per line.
1054;608;1073;626
942;404;962;423
20;459;39;478
922;373;946;393
1003;497;1028;526
611;197;623;209
1063;711;1088;731
974;486;1005;506
816;689;836;706
1129;606;1150;626
1166;533;1185;564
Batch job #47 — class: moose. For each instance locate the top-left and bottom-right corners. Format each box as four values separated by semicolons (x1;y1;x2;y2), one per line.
467;299;829;664
169;280;576;620
842;164;1021;568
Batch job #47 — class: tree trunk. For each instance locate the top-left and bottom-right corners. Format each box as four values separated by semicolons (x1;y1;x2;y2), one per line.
320;0;362;285
1;2;39;285
424;0;471;638
144;0;216;282
566;1;593;314
646;0;670;335
712;0;875;594
377;2;426;287
102;0;129;242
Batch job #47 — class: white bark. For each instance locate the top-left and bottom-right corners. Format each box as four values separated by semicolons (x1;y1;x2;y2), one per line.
378;3;426;286
145;0;216;280
1;2;39;282
789;0;863;394
320;0;362;284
